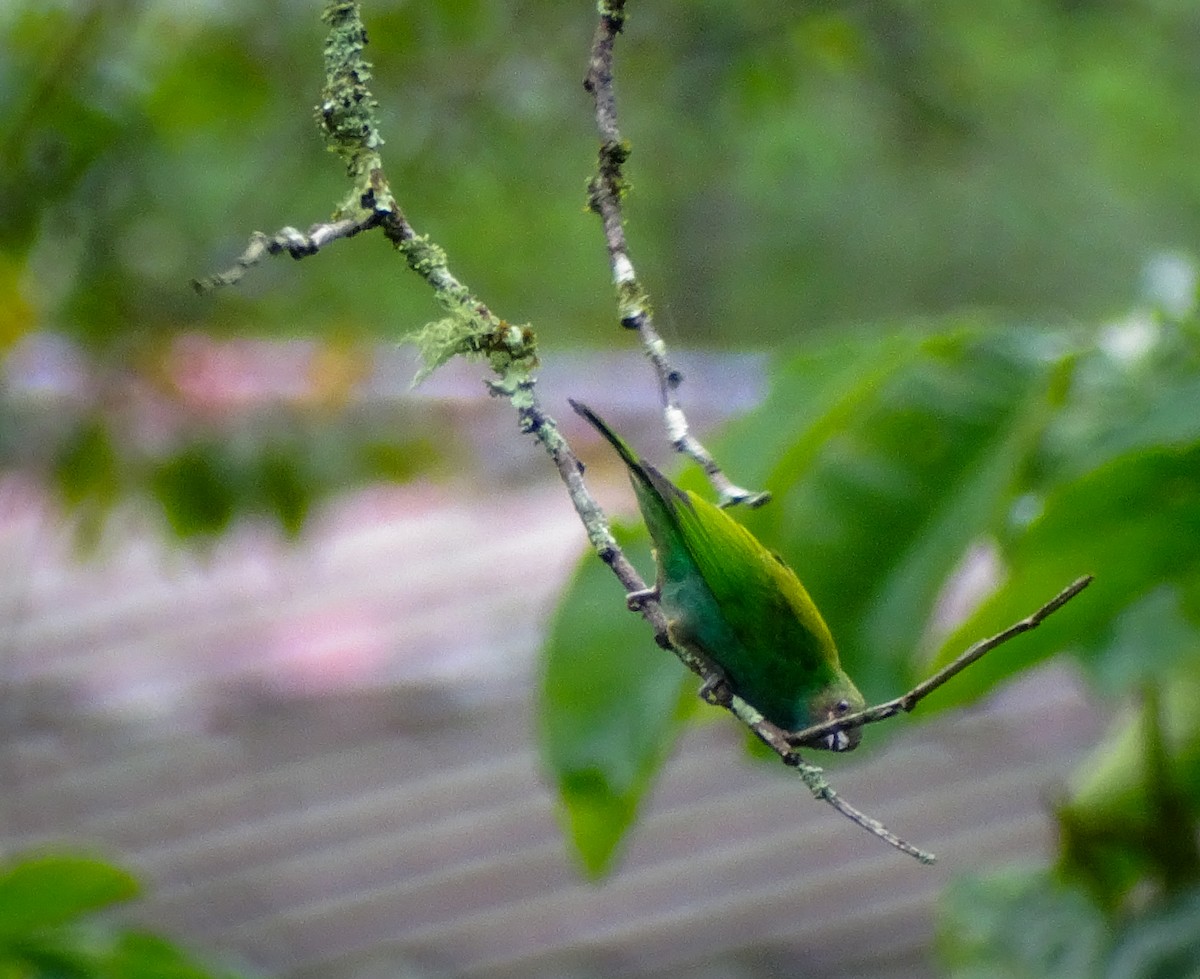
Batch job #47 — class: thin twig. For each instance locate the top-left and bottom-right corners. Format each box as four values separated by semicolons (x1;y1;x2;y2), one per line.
583;1;767;508
786;575;1095;750
718;687;936;863
809;776;937;864
192;215;381;292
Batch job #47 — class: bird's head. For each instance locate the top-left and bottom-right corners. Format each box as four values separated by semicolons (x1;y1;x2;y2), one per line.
810;674;867;752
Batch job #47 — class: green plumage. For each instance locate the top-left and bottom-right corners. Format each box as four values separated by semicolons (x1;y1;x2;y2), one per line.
572;400;865;750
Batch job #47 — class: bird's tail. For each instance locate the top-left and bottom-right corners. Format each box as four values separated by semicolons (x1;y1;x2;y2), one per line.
569;399;690;514
568;399;644;473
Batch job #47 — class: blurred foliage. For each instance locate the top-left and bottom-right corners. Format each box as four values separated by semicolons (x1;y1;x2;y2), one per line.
0;852;246;979
1058;679;1200;909
937;868;1200;979
935;680;1200;978
5;0;1200;351
4;0;1200;532
34;396;445;547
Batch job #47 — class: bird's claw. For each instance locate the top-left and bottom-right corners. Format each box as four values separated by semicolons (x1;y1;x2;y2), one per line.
699;670;732;707
625;587;659;611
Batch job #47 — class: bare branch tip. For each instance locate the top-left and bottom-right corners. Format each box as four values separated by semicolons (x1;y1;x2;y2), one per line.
719;487;772;509
1063;573;1095;601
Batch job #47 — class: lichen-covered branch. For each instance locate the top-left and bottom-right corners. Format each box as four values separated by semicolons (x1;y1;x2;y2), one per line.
192;216;380;292
194;1;397;296
583;1;767;508
316;0;395;217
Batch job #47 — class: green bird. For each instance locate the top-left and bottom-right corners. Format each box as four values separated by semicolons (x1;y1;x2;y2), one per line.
571;400;865;751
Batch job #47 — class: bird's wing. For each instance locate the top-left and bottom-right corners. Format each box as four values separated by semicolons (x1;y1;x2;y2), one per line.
674;489;839;677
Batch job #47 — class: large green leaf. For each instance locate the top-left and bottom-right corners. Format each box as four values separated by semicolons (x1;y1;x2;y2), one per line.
725;326;1065;703
0;855;137;937
926;443;1200;710
1089;586;1199;695
538;524;691;878
936;868;1110;979
937;869;1200;979
1034;326;1200;485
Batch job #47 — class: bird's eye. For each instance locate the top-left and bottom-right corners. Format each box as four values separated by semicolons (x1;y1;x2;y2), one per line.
835;699;851;716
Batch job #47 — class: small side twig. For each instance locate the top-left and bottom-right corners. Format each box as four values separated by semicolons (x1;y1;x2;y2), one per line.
583;1;767;508
786;575;1095;750
717;689;936;863
192;215;381;292
812;776;936;864
194;0;397;296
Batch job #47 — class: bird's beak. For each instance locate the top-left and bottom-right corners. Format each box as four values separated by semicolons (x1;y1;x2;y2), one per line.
822;722;861;752
822;729;850;751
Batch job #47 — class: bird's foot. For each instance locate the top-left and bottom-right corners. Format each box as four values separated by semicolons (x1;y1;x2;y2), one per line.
699;668;732;707
625;586;659;611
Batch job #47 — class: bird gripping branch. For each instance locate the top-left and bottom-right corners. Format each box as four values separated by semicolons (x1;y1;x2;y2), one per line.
570;399;866;750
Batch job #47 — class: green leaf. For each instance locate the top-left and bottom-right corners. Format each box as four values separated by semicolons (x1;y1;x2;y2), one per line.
1108;884;1200;979
1090;586;1199;695
357;437;442;483
52;421;124;548
936;868;1110;979
538;524;691;878
722;325;1065;703
1036;330;1200;485
251;448;312;539
1;935;100;979
53;423;120;510
926;443;1200;711
0;855;137;937
1058;665;1200;906
102;933;224;979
